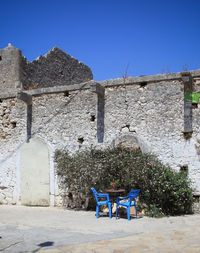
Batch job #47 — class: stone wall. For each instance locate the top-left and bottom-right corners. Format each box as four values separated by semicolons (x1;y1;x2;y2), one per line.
0;44;200;207
22;47;93;89
1;72;198;206
1;74;200;205
0;98;26;204
0;44;93;93
31;72;200;204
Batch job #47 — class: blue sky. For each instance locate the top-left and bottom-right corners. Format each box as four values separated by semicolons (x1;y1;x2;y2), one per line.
1;0;200;81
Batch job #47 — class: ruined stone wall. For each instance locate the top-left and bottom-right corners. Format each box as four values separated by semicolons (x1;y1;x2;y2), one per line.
21;75;200;204
29;89;98;205
0;44;94;205
103;79;200;193
189;77;200;190
0;98;26;204
0;45;93;93
1;73;200;205
22;47;93;89
0;43;200;205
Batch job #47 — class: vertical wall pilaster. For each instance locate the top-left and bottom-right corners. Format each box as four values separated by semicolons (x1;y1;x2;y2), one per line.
181;72;193;133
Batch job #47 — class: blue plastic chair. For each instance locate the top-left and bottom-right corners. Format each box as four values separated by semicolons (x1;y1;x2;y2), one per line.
91;187;112;219
116;189;140;221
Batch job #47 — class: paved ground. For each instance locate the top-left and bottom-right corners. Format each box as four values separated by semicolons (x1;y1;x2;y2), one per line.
0;205;200;253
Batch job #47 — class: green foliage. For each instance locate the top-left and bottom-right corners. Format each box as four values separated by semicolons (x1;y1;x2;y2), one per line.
54;147;194;216
143;204;165;218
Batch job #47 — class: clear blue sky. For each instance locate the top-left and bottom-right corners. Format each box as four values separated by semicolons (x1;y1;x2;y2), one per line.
1;0;200;81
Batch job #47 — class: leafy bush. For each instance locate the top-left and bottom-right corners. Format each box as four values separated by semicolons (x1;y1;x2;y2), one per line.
54;147;194;216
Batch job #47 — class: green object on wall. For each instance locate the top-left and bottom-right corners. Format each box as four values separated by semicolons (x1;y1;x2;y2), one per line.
184;92;200;103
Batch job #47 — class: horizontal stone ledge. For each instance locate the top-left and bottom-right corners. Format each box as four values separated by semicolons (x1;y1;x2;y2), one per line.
99;69;200;87
0;81;95;99
0;69;200;99
0;92;17;99
25;81;95;96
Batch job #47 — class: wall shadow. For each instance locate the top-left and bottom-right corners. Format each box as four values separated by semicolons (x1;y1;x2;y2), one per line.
183;75;193;134
27;104;32;142
97;91;105;143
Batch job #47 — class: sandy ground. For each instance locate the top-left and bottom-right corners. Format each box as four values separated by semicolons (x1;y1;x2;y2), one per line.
0;205;200;252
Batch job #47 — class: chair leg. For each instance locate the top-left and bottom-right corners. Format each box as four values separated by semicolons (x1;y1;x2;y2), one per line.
108;202;112;219
115;204;118;219
96;205;99;218
127;206;130;221
135;206;138;218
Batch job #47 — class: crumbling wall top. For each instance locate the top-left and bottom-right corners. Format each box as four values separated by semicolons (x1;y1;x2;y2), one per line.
0;44;93;94
22;47;93;89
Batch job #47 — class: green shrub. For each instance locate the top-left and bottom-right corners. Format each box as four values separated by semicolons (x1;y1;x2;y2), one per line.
54;147;194;216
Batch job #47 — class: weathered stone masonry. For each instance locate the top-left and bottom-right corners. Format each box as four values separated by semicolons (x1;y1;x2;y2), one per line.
0;44;200;210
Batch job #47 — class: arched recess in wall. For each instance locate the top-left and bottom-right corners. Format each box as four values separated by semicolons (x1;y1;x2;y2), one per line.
20;138;50;206
115;135;140;150
114;134;150;154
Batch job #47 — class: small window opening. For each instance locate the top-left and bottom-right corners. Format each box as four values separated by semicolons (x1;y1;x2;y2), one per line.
140;82;147;88
192;103;198;109
68;192;73;200
78;137;84;144
180;165;188;174
11;122;17;128
0;56;2;61
64;91;70;97
0;99;2;103
90;115;95;122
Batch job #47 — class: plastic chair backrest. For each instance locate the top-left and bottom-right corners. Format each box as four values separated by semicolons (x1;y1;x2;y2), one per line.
91;187;98;202
128;189;140;203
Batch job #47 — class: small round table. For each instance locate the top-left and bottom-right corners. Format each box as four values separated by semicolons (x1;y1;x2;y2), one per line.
105;188;125;202
106;188;125;194
105;188;125;214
